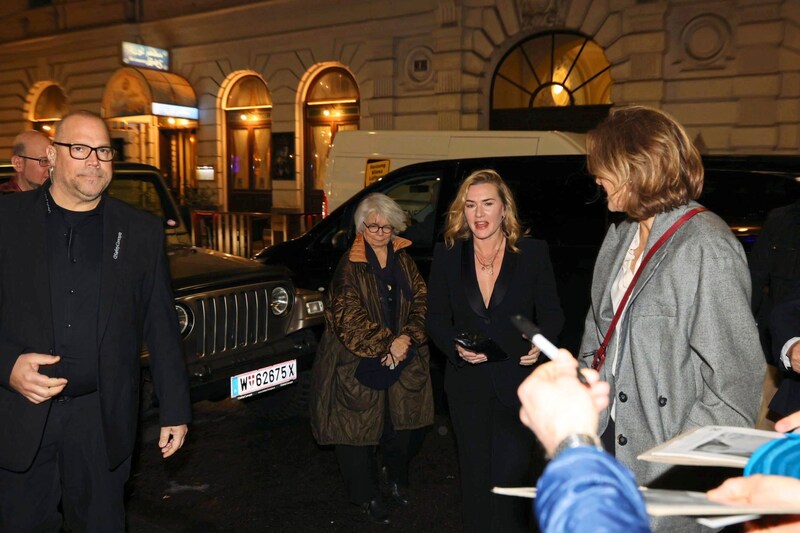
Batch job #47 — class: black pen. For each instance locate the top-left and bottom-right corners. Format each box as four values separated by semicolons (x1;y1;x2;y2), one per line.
510;314;591;387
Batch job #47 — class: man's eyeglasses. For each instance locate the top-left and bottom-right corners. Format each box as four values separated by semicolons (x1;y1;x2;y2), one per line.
18;155;49;167
363;222;394;234
53;142;116;162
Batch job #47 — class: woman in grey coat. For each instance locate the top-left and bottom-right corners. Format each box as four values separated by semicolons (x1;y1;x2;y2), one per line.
580;106;765;532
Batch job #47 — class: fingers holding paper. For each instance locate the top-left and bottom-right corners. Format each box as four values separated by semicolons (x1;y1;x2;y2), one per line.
707;475;800;532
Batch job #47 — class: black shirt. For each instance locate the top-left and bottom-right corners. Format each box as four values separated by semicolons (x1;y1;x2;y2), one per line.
45;191;104;396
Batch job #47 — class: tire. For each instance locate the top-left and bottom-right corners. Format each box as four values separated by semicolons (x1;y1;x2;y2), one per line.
245;369;311;421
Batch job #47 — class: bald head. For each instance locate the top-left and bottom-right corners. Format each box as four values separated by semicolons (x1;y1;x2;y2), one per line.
11;130;51;191
54;110;110;143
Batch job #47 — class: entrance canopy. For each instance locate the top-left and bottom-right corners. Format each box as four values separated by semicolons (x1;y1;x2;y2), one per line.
102;67;198;120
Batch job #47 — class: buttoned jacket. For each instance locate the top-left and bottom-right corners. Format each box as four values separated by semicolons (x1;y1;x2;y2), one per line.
427;237;564;407
0;185;191;472
580;202;764;488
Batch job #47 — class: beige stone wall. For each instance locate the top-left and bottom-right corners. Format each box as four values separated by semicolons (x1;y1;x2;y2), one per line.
0;0;794;210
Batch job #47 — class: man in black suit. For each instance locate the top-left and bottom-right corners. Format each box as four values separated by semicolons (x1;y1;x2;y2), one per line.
749;200;800;350
749;201;800;420
768;293;800;416
0;110;191;532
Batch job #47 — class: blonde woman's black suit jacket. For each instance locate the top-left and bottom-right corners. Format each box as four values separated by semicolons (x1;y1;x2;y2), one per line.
0;186;191;472
426;237;564;407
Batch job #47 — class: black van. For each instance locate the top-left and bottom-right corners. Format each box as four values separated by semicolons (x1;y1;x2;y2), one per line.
254;154;800;352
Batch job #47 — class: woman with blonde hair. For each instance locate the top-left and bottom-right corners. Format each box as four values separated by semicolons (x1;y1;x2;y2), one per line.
427;169;564;532
581;106;764;531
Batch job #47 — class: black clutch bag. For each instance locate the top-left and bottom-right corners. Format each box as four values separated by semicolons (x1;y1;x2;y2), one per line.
453;332;508;362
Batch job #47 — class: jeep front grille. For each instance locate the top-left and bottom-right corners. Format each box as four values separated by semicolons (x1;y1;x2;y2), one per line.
195;288;270;356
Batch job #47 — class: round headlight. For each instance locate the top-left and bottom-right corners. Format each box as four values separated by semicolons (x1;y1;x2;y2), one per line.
175;304;192;335
270;286;290;316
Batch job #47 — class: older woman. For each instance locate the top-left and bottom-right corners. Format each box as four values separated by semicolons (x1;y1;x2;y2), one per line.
581;106;765;531
427;169;564;533
310;193;433;525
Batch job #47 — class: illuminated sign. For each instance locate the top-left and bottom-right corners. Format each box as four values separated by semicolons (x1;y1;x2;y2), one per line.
151;102;199;120
121;42;169;71
196;166;215;181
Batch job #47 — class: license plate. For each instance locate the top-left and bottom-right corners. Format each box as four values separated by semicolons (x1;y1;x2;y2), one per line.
230;359;297;399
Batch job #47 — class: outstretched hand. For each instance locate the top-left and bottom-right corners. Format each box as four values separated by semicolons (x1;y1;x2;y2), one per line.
517;348;609;456
707;475;800;532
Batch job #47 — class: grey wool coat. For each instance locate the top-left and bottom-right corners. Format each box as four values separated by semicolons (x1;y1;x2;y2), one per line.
580;202;765;531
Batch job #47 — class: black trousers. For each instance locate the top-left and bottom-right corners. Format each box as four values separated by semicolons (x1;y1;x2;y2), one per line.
447;371;542;533
335;397;412;505
0;392;131;533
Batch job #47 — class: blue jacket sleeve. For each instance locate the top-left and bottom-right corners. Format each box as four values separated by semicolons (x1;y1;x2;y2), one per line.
535;447;650;533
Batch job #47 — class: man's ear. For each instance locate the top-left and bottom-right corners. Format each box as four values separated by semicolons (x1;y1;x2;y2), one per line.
11;155;23;172
46;145;56;167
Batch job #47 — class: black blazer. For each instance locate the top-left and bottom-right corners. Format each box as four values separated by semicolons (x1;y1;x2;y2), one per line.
0;186;191;472
426;238;564;407
769;294;800;416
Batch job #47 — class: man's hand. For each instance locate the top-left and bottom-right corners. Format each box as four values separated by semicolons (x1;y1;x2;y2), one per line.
517;348;609;456
159;425;188;458
789;341;800;373
707;475;800;532
9;353;68;404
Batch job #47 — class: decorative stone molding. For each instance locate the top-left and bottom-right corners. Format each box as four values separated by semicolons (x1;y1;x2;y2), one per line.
404;47;435;88
681;14;732;67
517;0;567;30
437;110;461;130
438;0;458;28
372;113;393;130
666;9;736;77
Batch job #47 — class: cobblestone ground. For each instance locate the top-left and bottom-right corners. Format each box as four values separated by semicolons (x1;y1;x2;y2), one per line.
126;393;465;532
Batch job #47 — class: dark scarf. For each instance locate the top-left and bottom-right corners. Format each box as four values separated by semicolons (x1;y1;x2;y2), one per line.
356;241;416;389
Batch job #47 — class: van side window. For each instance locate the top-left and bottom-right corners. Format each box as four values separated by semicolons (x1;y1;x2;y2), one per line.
391;174;442;247
463;156;607;248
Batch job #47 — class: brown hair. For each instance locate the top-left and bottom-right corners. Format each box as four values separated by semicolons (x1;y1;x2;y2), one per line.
587;106;703;220
442;169;523;252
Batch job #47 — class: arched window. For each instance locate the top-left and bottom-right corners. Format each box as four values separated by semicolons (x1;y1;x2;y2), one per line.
491;31;613;132
224;75;272;211
304;68;359;212
31;84;68;135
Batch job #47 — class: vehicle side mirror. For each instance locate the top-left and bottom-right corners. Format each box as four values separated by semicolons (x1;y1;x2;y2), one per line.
331;229;350;251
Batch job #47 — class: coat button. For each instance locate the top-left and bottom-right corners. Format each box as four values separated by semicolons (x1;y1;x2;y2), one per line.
618;391;627;402
658;396;667;407
618;434;628;446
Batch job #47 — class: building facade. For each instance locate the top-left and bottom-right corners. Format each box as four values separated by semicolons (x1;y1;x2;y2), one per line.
0;0;796;213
